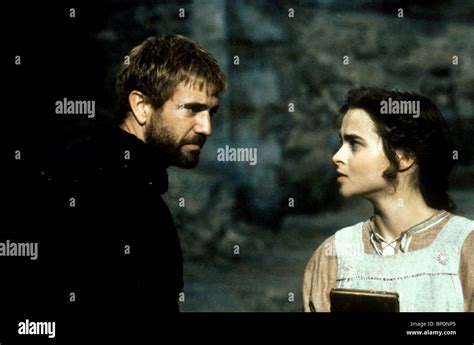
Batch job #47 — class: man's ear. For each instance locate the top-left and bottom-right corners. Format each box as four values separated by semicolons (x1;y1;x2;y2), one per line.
128;90;153;126
396;149;416;172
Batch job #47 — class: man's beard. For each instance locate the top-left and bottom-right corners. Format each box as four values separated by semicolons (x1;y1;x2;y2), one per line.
145;116;206;169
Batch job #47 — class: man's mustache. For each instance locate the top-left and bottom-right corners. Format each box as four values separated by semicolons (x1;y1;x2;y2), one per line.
181;134;206;147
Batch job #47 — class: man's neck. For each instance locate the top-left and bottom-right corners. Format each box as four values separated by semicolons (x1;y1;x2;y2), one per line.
119;116;146;143
367;188;439;243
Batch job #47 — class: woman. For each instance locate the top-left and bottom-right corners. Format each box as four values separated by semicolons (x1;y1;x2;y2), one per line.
303;87;473;312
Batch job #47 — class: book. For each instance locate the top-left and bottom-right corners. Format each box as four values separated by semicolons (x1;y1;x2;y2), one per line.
330;288;400;312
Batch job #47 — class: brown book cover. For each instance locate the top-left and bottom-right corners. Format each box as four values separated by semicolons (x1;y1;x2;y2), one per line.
330;288;400;312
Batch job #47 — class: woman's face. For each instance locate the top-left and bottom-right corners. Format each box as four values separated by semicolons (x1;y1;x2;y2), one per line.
332;108;392;198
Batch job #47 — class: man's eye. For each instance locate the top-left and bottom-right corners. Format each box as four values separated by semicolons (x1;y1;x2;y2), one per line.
182;107;197;115
178;105;195;113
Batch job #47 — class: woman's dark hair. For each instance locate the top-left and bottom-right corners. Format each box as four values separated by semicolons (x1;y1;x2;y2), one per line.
336;86;456;211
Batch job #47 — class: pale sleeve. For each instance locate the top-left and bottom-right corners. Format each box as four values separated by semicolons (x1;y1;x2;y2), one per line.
302;235;337;312
459;230;474;312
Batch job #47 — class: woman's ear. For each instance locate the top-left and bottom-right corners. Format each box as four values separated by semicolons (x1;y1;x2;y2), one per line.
396;149;416;172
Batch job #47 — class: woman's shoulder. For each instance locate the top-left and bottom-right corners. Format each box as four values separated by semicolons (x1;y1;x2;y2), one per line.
304;235;335;273
442;214;474;240
334;220;367;235
308;220;368;262
463;231;474;249
304;234;337;281
447;213;474;224
462;216;474;253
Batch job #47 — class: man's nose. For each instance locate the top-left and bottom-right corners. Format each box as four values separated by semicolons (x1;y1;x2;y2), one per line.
194;111;212;136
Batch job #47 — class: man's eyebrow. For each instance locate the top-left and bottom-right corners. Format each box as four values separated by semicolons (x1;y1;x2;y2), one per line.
338;133;365;141
182;102;218;111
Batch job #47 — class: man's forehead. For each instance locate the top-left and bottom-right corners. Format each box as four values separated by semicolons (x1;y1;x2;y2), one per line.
171;79;219;103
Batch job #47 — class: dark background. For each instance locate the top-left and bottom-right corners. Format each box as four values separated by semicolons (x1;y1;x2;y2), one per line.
1;0;473;313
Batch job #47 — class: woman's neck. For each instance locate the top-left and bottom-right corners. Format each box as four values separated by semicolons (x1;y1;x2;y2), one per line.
367;187;440;243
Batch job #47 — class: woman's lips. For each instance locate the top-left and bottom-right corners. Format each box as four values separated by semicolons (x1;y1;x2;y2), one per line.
336;171;348;181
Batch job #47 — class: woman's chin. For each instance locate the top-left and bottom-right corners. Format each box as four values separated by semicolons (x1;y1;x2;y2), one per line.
338;188;362;199
338;188;352;198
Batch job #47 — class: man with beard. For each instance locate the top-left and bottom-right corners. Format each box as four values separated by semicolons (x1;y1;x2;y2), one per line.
3;34;226;321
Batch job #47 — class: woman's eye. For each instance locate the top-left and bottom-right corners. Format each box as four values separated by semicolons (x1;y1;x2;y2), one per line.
350;141;360;149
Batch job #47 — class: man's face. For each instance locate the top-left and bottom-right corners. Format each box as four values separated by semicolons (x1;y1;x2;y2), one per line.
332;108;391;198
145;80;219;168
